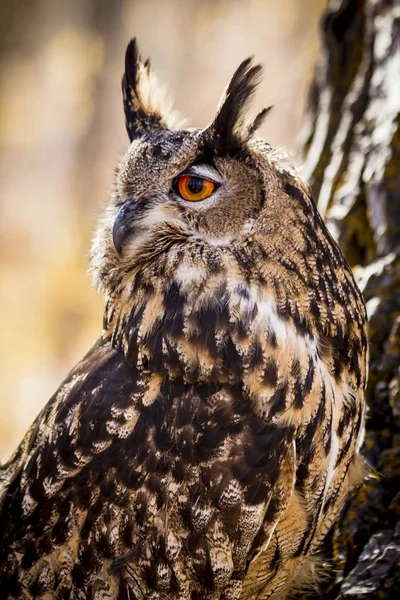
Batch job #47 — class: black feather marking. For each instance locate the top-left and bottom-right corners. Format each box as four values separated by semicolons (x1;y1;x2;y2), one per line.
187;533;214;589
303;358;315;396
244;479;269;505
283;182;313;217
72;562;86;588
221;336;242;375
268;383;289;417
262;358;278;387
248;338;264;368
20;538;38;570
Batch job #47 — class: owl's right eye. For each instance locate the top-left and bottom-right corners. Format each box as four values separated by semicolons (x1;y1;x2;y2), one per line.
176;175;216;202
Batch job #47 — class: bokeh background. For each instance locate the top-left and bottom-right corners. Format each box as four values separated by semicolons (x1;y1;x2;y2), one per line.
0;0;325;460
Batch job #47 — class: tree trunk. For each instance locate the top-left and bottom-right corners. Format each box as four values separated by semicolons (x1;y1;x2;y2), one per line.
296;0;400;597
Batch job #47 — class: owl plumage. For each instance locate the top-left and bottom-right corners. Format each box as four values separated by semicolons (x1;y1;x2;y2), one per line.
0;40;368;600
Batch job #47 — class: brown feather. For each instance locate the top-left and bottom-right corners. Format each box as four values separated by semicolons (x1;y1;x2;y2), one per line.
0;39;368;600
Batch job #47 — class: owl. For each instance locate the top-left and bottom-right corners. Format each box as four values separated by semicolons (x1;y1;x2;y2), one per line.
0;40;368;600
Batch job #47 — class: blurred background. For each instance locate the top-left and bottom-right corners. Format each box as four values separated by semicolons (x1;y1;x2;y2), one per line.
0;0;325;459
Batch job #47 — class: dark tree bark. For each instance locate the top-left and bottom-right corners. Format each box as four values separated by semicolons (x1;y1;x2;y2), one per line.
296;0;400;598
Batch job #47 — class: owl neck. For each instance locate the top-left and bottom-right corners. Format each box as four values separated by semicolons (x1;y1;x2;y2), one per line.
103;242;324;388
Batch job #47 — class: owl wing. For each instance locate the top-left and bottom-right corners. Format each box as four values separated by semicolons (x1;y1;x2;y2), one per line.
0;336;298;599
0;338;143;597
241;366;366;600
0;338;109;505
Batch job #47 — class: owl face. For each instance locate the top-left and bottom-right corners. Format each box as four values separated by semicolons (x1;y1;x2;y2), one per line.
112;129;265;254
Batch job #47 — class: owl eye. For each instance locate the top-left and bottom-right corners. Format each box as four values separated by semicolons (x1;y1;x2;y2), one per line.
176;175;215;202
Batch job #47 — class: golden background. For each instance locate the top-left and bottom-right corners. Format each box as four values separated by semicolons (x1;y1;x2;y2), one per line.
0;0;325;460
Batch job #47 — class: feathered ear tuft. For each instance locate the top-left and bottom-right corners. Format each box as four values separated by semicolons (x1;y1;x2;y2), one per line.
207;57;268;153
247;105;273;137
122;39;181;142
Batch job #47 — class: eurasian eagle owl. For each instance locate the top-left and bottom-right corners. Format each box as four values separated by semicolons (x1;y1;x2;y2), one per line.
0;40;368;600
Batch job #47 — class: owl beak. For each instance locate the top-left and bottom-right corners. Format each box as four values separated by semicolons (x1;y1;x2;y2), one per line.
112;199;136;255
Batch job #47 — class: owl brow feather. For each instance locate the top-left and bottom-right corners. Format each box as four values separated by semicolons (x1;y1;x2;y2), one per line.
208;57;271;151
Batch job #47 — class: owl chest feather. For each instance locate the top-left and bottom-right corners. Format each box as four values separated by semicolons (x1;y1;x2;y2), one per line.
0;278;364;599
114;266;363;520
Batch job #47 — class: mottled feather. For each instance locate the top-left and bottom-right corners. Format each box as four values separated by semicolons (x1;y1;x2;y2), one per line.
0;39;368;600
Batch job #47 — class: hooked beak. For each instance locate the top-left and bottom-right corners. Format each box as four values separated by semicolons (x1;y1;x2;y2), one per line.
112;199;137;255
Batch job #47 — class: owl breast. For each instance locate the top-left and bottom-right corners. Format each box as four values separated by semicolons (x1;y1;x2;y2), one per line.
97;244;365;598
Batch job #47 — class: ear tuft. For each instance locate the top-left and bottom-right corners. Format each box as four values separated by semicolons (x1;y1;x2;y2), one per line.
247;105;273;137
122;39;181;142
208;58;265;151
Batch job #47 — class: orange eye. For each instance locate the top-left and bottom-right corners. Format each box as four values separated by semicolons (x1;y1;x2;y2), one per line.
177;175;215;201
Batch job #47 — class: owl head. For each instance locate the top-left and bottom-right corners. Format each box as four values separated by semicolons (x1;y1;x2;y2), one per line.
91;39;311;292
91;39;366;387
